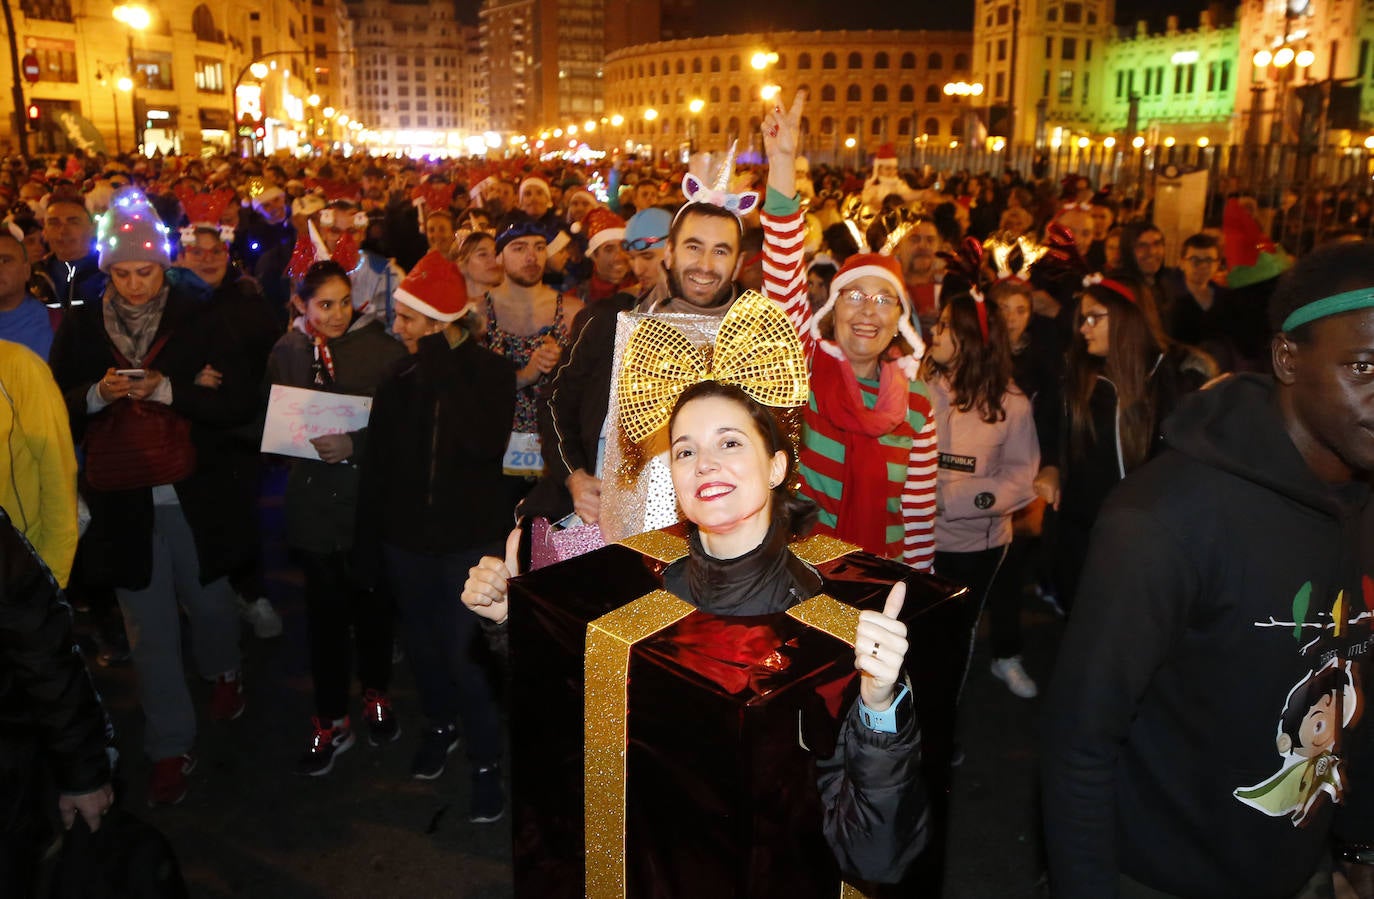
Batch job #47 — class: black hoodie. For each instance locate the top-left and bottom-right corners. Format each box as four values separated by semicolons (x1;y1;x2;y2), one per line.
1042;374;1374;898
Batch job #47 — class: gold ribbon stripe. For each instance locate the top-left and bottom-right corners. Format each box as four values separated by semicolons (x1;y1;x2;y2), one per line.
617;530;690;564
584;590;696;899
786;593;862;648
789;534;861;567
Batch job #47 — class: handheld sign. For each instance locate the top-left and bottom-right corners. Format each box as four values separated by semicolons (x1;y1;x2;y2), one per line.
260;384;372;461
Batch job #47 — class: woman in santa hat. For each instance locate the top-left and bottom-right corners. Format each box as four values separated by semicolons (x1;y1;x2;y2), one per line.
761;92;939;572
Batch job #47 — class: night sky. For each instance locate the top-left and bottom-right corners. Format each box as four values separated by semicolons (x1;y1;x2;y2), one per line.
449;0;1223;35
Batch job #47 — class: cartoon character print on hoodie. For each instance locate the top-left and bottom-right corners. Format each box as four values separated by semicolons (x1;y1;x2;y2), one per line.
1233;581;1369;827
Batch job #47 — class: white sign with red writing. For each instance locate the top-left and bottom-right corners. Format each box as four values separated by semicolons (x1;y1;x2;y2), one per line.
261;384;373;461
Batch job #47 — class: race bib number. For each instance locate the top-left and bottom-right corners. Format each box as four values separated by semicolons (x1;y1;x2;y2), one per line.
503;431;544;477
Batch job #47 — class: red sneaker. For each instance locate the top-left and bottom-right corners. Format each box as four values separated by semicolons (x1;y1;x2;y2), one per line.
210;671;245;721
148;753;196;806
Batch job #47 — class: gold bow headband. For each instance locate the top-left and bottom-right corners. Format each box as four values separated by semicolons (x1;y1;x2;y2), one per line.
616;290;809;443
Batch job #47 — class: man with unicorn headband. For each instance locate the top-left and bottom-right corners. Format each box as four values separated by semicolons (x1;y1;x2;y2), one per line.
526;104;802;537
286;196;405;332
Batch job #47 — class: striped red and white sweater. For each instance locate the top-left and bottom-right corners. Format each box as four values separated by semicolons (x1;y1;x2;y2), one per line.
760;195;937;570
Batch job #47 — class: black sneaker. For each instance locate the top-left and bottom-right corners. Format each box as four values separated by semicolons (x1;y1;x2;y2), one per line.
363;690;401;746
469;763;505;823
411;724;460;780
297;716;355;776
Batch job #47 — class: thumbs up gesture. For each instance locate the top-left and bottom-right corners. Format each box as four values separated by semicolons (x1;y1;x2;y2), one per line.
854;581;909;711
461;528;522;624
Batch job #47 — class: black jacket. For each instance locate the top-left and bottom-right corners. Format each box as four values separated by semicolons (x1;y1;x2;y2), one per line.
1037;345;1206;531
265;321;407;554
0;508;110;796
523;293;635;521
49;285;259;589
362;331;516;557
1042;375;1374;897
34;253;105;313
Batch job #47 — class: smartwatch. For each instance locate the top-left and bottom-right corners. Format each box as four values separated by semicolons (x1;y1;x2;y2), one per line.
858;683;913;734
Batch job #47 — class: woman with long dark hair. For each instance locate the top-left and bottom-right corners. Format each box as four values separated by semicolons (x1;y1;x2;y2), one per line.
265;260;407;776
922;285;1040;699
1034;278;1196;612
462;359;930;887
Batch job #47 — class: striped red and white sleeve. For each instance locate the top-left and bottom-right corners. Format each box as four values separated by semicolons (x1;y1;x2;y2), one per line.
760;206;816;357
902;402;939;571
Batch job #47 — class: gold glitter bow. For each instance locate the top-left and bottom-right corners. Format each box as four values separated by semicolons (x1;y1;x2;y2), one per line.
616;289;809;443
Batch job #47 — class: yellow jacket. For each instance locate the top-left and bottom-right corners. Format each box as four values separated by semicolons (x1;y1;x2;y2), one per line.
0;340;77;586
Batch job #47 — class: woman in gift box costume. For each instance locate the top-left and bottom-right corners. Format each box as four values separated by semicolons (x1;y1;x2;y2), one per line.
463;289;931;892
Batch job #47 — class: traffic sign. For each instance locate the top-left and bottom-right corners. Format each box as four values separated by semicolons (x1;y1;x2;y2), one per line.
21;53;39;84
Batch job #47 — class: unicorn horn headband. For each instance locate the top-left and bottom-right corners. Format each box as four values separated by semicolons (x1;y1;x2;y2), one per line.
675;140;760;221
616;290;808;443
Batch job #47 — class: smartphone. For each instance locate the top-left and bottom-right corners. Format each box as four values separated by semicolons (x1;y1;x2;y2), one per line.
114;369;146;380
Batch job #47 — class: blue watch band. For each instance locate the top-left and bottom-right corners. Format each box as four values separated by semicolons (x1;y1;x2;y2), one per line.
858;683;911;734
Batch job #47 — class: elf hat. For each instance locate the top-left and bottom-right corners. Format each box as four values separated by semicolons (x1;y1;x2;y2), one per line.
811;253;925;371
575;207;626;255
392;250;470;323
97;189;173;272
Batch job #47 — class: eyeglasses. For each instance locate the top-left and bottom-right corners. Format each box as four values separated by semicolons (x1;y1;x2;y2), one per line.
838;288;901;309
1183;255;1219;266
1081;311;1110;328
622;236;664;252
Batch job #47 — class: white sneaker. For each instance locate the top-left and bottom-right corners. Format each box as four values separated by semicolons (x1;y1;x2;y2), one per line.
990;656;1038;699
239;597;284;639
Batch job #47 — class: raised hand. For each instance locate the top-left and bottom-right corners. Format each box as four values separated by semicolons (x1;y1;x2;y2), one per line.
462;527;521;624
762;89;806;161
854;580;909;711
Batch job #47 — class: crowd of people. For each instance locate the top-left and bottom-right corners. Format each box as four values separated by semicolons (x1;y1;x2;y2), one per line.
0;87;1371;897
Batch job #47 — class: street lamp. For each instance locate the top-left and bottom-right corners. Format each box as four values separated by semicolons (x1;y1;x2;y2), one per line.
1253;43;1315;145
750;51;778;71
112;4;150;155
687;97;704;152
760;84;780;102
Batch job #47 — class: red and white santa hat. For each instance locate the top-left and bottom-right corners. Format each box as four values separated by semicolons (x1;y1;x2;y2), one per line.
573;206;626;255
874;143;898;165
812;252;925;375
392;249;470;323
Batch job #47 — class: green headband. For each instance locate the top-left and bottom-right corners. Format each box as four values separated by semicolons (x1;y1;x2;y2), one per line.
1281;287;1374;333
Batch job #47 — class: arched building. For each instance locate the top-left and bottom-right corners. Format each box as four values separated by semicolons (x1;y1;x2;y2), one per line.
598;30;974;161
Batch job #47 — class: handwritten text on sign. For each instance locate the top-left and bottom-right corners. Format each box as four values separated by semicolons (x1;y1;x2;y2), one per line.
261;384;373;461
